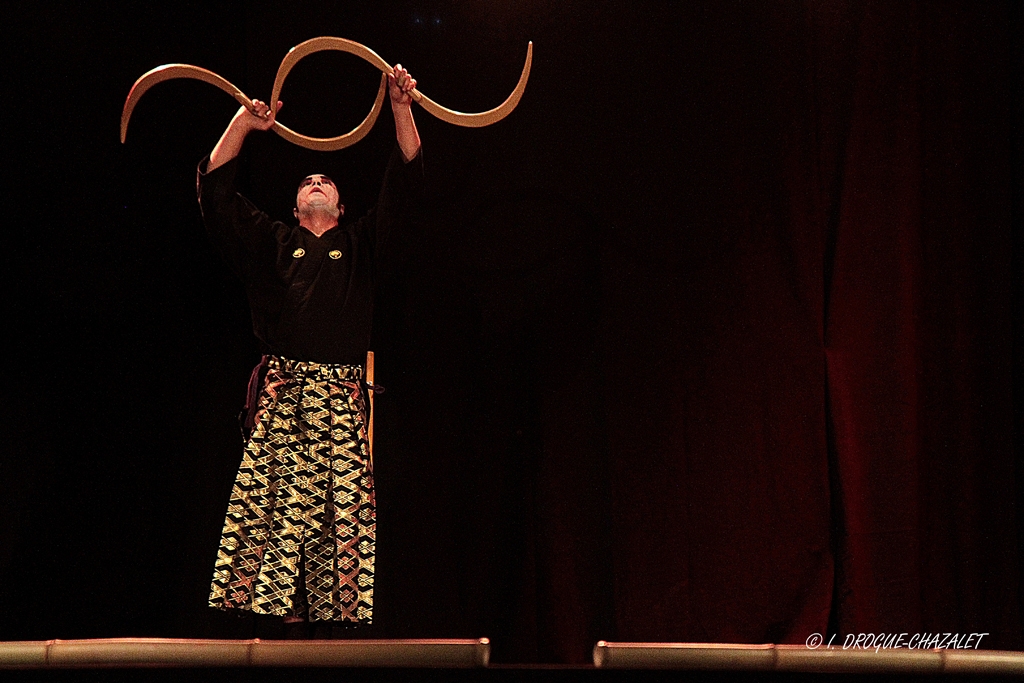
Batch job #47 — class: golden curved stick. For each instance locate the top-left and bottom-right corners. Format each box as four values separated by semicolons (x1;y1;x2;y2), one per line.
121;38;532;150
276;37;533;128
121;64;386;152
121;64;249;144
271;74;387;151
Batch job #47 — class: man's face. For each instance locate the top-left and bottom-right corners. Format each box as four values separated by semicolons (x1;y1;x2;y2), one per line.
296;174;343;215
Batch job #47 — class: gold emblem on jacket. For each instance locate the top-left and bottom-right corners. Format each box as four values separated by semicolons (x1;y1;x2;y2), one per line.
292;248;305;258
329;250;342;260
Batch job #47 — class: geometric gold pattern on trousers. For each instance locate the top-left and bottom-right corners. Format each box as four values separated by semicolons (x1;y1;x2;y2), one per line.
209;357;375;623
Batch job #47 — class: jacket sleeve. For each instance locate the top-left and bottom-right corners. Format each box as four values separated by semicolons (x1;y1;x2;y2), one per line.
197;155;281;285
362;145;425;261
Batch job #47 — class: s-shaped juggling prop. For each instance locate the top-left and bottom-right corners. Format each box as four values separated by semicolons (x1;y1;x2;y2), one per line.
121;37;533;151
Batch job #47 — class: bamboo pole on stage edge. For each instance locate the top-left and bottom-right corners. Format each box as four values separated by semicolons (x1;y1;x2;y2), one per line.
592;642;1024;675
0;639;491;669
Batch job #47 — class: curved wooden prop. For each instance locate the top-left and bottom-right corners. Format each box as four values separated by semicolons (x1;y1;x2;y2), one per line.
121;38;533;151
366;350;375;471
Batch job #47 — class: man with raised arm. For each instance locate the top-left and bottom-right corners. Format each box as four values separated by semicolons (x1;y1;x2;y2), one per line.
199;66;422;635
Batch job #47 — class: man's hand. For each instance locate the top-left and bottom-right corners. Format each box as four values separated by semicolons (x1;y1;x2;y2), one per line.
389;65;416;108
238;99;282;132
208;99;282;172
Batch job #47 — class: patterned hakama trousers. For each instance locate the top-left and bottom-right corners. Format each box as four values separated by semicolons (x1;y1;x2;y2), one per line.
209;357;375;623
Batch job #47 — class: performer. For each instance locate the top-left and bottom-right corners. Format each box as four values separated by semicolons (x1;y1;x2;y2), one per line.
199;66;422;632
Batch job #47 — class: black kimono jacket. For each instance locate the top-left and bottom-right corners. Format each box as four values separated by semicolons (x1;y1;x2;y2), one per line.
197;147;423;366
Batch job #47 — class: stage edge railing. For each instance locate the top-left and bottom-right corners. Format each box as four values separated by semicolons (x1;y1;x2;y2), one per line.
6;638;1022;672
592;641;1024;675
0;638;490;669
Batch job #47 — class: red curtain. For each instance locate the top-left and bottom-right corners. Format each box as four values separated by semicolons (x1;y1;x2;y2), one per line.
596;0;1016;654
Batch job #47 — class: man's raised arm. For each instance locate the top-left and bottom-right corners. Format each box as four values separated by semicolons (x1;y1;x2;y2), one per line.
208;99;282;172
389;65;421;162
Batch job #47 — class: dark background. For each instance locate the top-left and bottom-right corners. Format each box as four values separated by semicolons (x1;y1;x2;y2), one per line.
2;0;1018;665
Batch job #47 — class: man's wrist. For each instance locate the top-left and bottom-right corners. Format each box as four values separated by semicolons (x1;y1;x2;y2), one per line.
232;108;262;132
